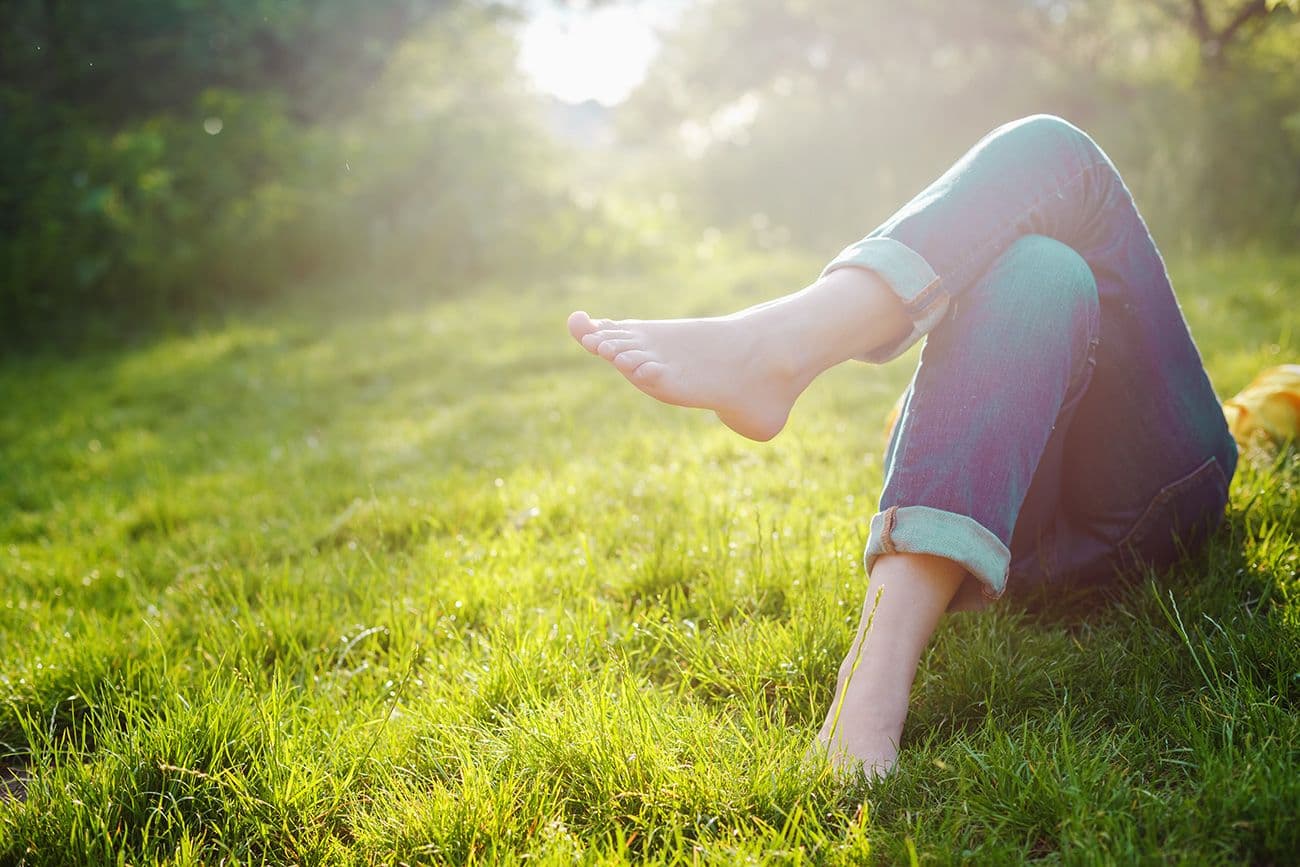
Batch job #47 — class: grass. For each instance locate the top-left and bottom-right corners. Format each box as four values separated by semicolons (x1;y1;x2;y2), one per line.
0;247;1297;865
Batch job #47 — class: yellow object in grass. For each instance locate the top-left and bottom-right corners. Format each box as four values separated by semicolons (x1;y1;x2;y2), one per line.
1222;364;1300;448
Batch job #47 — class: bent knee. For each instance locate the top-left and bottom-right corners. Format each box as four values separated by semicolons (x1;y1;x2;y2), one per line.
1008;113;1085;137
988;235;1098;323
1000;113;1089;148
986;113;1102;172
1001;234;1093;284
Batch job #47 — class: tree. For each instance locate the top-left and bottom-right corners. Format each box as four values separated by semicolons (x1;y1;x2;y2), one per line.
0;0;457;126
615;0;1300;247
1163;0;1298;70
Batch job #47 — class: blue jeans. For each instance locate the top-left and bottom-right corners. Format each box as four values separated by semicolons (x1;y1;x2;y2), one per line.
821;115;1238;610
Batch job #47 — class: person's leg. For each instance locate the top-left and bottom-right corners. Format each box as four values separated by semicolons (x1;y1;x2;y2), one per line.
811;118;1235;771
824;115;1237;562
814;233;1100;771
832;114;1237;600
568;114;1236;773
815;552;966;775
569;115;1233;485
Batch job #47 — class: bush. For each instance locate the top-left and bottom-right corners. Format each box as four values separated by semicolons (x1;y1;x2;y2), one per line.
0;4;591;350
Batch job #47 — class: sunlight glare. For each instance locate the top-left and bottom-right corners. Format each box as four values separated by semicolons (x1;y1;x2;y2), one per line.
518;5;664;105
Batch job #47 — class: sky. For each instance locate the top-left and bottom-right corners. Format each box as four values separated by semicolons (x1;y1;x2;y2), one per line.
516;0;687;105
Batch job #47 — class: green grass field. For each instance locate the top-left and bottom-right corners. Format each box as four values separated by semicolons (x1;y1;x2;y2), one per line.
2;249;1297;865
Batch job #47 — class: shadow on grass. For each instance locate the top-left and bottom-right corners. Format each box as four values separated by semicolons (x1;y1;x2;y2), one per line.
0;761;29;804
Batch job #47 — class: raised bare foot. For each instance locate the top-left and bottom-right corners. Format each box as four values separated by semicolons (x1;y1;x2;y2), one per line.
566;309;814;441
565;269;909;441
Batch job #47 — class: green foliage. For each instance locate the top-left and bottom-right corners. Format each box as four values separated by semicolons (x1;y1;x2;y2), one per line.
0;0;455;122
620;0;1300;251
0;3;587;349
3;0;1297;347
0;250;1296;863
1;89;332;332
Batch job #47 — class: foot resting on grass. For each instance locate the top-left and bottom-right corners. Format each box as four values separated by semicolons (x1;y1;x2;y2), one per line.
809;553;967;779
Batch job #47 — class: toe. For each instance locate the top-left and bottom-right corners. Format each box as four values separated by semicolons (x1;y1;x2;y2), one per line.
629;360;667;389
596;338;641;360
567;310;597;343
611;349;655;375
581;329;633;353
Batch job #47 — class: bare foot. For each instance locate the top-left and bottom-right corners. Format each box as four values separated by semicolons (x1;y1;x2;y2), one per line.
810;662;906;778
565;268;909;441
810;732;900;780
566;309;813;441
807;554;966;779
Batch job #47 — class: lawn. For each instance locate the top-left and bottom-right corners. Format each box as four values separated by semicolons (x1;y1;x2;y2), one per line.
1;249;1297;865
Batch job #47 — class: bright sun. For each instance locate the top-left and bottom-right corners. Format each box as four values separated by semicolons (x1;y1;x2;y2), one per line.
517;2;681;105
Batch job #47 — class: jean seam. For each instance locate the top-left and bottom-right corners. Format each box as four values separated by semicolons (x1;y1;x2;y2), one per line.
909;295;949;331
881;505;898;554
865;505;1011;600
1067;335;1101;396
1116;456;1222;552
902;275;945;315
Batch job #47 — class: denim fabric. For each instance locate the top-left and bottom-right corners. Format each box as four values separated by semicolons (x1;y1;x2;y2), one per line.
823;115;1238;610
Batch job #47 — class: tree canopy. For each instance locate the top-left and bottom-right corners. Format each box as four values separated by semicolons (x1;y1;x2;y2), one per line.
2;0;1296;349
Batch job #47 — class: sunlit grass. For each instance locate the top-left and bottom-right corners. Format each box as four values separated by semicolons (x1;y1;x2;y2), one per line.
1;249;1297;864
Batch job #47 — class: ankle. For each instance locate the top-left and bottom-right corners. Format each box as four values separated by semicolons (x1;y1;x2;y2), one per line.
804;268;910;364
724;309;818;386
832;657;912;717
732;299;843;386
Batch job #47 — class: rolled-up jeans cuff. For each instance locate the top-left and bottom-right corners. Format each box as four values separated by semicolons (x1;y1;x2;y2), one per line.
864;505;1010;610
820;237;947;363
